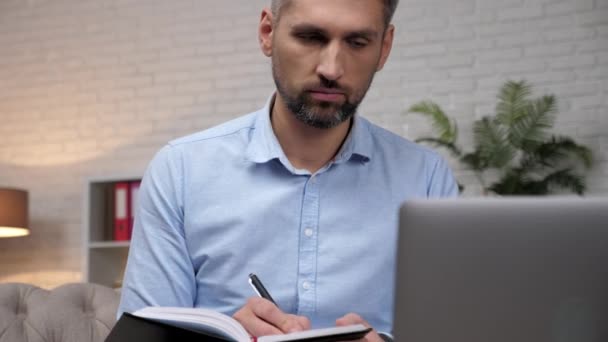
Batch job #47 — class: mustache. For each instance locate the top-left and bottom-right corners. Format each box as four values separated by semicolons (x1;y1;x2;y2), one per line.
320;76;339;89
303;76;349;94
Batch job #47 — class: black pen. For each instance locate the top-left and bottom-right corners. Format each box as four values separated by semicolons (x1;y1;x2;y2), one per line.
248;273;279;308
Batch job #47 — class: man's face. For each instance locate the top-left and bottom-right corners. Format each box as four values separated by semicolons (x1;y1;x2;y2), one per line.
261;0;394;129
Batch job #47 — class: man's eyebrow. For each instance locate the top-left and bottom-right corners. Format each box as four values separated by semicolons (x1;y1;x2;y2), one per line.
290;23;329;35
290;24;379;39
345;29;379;40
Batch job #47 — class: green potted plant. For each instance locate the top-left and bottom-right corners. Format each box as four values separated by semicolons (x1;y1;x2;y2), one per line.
408;80;593;195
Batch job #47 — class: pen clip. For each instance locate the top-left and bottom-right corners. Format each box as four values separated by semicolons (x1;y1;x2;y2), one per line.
248;277;263;298
248;273;278;308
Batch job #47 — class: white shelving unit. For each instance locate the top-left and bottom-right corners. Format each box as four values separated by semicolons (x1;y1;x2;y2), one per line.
83;176;140;288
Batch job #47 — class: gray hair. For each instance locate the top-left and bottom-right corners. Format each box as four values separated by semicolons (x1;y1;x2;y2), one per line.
270;0;399;28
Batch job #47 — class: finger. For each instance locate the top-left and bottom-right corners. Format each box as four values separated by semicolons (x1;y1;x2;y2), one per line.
291;314;311;330
336;313;368;327
336;313;383;342
249;298;306;333
246;314;285;336
233;300;284;337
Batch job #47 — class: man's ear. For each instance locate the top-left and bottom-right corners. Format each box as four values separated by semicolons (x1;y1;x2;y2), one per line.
376;24;395;71
259;8;274;57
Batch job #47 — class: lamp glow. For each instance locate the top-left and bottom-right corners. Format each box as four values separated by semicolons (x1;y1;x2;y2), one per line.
0;227;29;238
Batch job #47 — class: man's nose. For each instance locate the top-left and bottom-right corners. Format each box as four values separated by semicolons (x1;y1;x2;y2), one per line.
316;42;345;81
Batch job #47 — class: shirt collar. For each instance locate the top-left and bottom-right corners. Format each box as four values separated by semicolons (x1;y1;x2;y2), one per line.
245;95;284;164
332;112;373;164
245;94;373;165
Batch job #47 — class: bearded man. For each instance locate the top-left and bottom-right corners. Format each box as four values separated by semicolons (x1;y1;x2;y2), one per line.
118;1;458;341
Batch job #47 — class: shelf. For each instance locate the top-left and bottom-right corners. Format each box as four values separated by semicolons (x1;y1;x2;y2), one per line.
84;177;141;288
89;241;131;249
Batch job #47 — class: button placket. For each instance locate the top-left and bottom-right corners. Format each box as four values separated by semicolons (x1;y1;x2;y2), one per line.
296;175;320;315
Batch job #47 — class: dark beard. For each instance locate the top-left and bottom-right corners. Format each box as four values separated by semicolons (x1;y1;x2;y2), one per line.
282;88;358;129
272;67;371;129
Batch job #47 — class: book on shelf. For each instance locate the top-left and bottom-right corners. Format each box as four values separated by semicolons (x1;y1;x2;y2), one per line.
113;182;131;241
106;306;371;342
100;180;141;242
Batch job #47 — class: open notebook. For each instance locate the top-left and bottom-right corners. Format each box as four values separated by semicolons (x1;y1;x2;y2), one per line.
107;306;371;342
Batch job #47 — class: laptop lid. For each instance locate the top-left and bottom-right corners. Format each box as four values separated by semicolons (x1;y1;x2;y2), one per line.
393;197;608;342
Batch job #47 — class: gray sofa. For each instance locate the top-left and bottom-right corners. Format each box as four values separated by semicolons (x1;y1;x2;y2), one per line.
0;283;119;342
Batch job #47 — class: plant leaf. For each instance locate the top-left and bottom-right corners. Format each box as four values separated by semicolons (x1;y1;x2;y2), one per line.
496;80;532;126
460;151;487;171
408;101;457;143
489;169;538;195
509;95;557;148
490;168;587;195
531;135;594;169
473;117;515;168
542;168;586;195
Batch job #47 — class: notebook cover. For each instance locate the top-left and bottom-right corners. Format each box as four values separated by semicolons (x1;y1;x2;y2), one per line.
105;312;231;342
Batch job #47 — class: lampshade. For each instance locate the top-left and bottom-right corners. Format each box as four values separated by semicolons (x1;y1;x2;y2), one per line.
0;188;29;238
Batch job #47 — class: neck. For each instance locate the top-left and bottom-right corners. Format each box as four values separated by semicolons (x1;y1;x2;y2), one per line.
271;94;352;173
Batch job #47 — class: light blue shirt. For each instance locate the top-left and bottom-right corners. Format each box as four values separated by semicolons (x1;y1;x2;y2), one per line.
118;96;458;334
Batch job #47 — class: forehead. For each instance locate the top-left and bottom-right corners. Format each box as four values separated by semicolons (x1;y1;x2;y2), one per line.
278;0;385;33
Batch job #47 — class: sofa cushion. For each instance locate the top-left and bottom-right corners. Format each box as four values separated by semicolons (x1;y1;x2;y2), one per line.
0;283;119;342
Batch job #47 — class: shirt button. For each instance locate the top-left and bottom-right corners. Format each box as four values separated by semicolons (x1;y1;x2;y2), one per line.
302;281;311;290
304;228;313;237
310;176;316;184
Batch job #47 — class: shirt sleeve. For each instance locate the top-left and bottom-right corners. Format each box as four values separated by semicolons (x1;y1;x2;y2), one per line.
116;145;196;319
427;155;459;197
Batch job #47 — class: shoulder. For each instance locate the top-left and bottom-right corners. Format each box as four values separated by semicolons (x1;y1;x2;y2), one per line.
361;117;443;163
148;111;260;172
167;112;258;148
145;111;261;194
360;117;458;196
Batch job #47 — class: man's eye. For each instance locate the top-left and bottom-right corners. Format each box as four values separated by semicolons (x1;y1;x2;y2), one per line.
348;39;369;49
296;33;326;43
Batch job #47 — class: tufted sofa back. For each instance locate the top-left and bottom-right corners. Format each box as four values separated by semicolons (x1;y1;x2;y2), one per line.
0;283;119;342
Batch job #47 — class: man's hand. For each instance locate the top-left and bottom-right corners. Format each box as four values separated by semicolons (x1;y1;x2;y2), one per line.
233;297;311;337
336;313;384;342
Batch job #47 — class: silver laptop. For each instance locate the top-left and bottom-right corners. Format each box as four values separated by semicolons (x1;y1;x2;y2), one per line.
393;197;608;342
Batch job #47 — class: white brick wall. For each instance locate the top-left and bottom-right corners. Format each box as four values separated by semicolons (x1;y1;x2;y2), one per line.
0;0;606;287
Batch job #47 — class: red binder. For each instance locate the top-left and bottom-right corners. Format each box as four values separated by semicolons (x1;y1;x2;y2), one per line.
128;180;141;239
113;182;130;241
